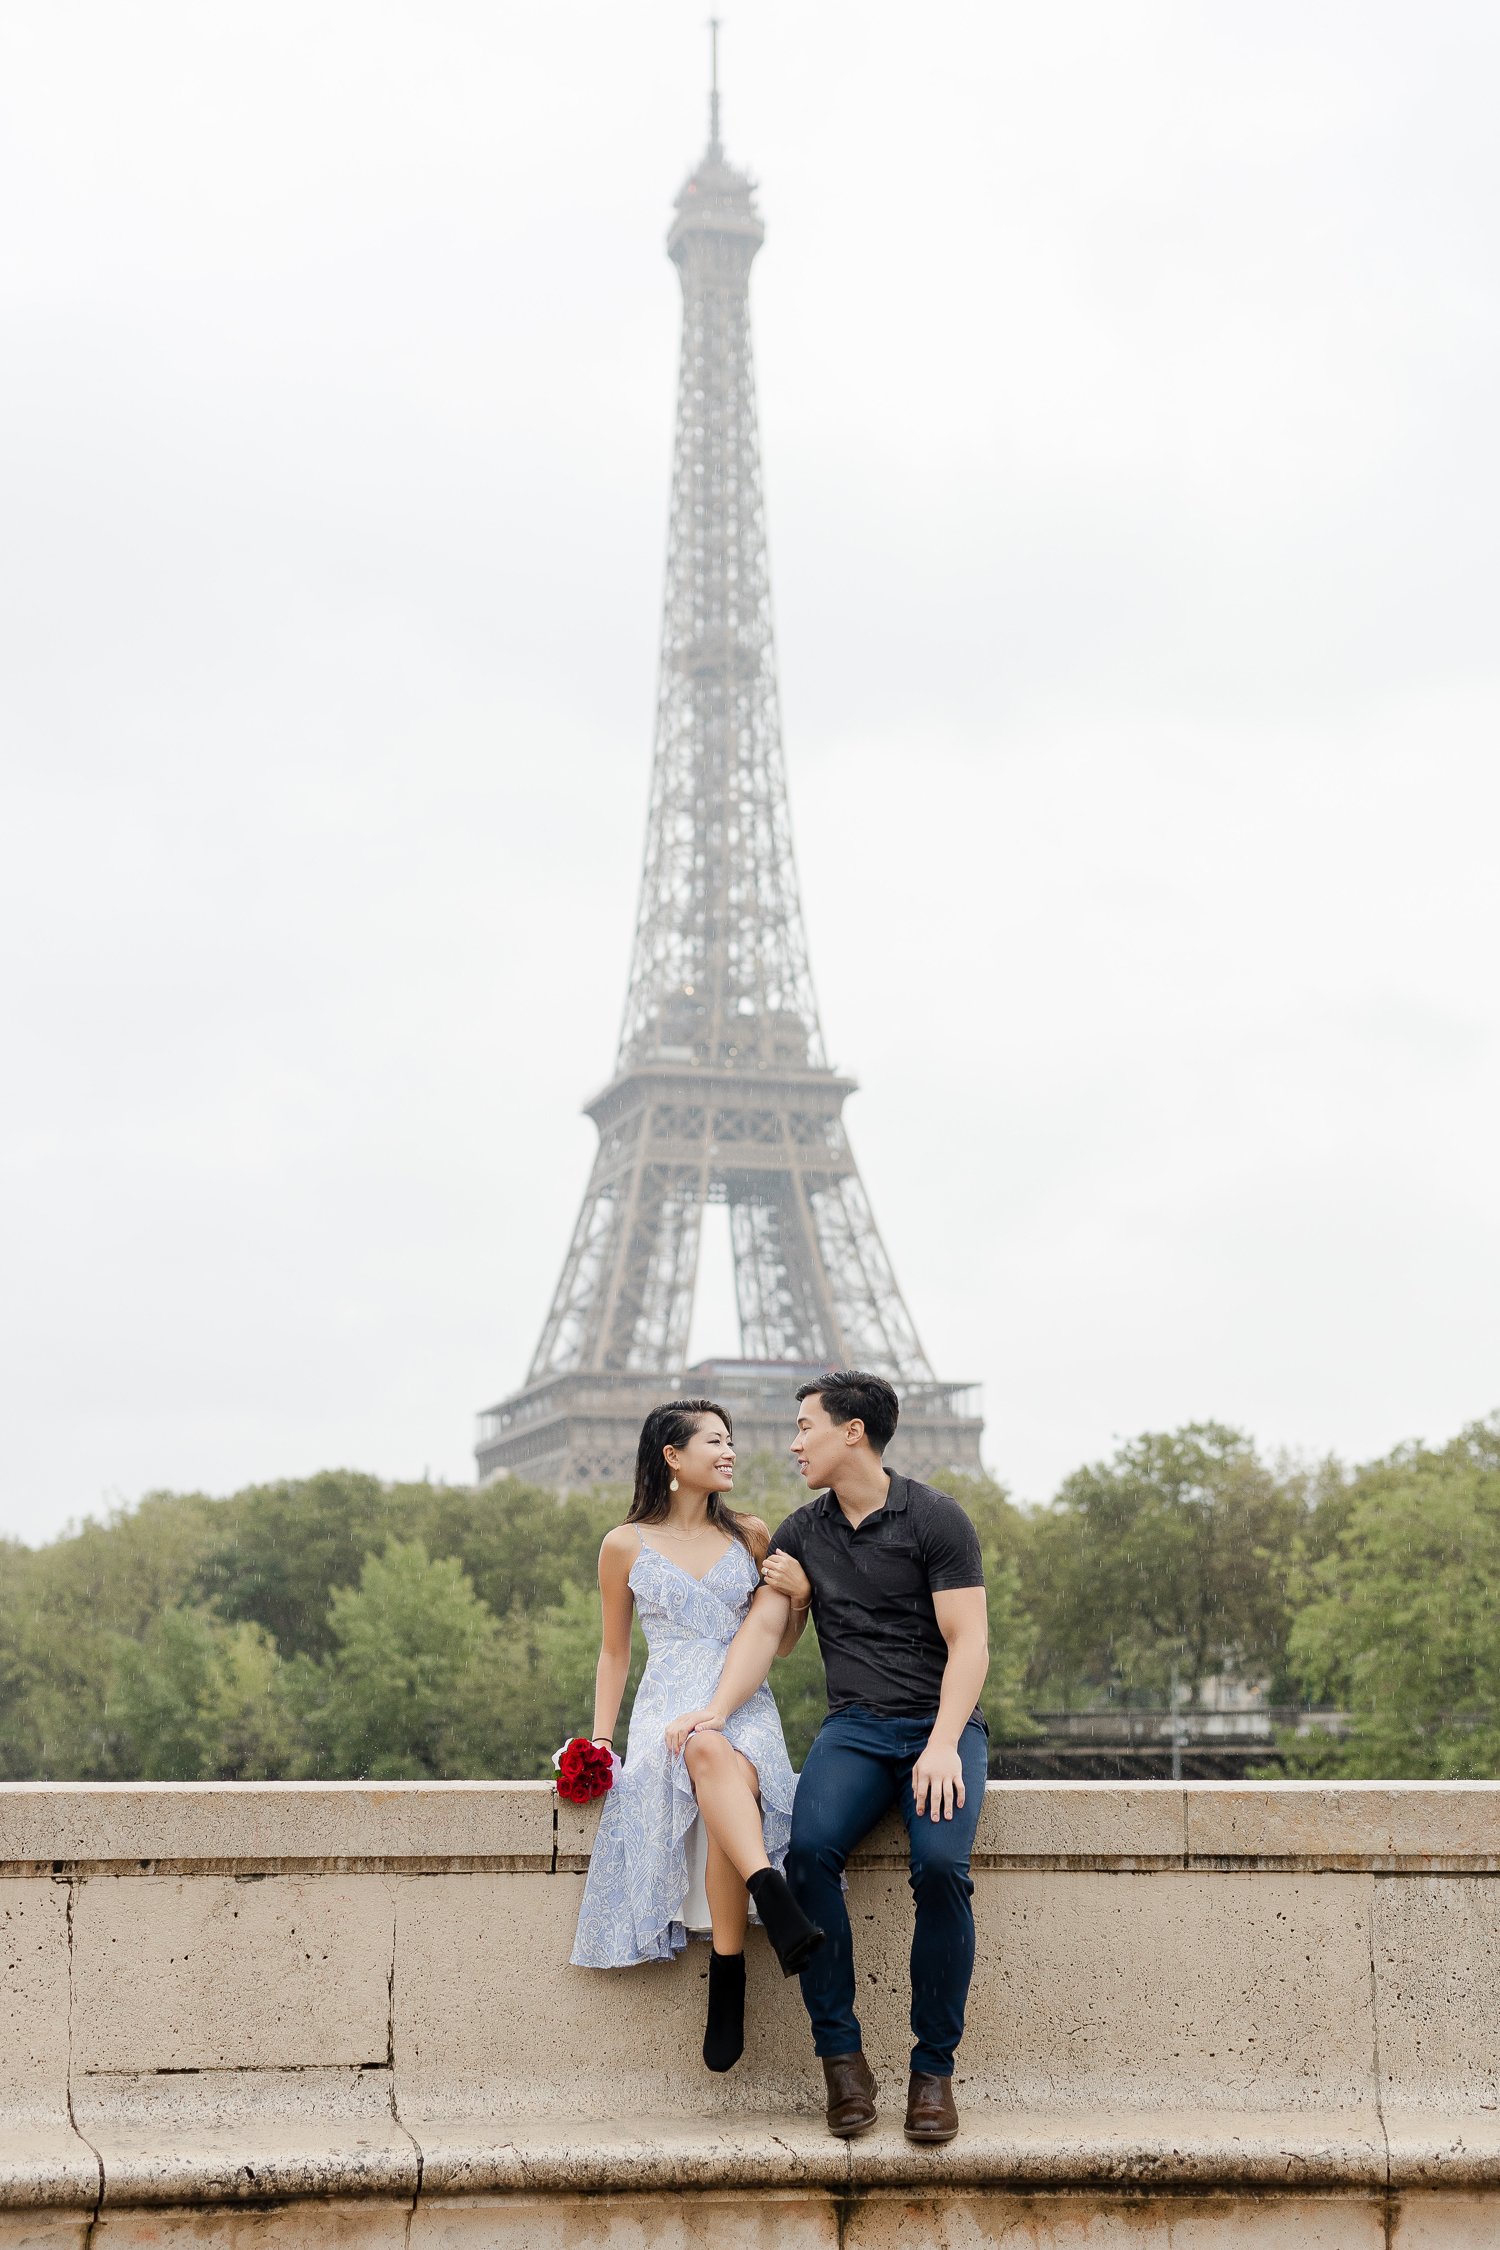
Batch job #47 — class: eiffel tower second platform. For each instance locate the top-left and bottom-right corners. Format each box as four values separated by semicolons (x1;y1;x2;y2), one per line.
478;1361;984;1492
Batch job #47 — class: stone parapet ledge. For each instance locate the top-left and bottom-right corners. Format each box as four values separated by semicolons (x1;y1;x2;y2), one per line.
410;2111;1391;2197
0;1779;556;1875
0;1781;1498;2230
6;1776;1500;1874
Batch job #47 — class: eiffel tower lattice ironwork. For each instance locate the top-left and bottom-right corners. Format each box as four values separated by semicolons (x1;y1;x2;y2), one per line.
476;55;983;1488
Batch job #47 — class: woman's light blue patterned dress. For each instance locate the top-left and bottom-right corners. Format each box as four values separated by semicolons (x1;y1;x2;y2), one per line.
570;1530;797;1968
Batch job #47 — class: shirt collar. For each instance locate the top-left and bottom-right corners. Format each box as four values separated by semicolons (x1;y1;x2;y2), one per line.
814;1471;908;1516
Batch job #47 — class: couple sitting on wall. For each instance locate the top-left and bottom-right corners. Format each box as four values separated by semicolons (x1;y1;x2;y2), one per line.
570;1370;991;2145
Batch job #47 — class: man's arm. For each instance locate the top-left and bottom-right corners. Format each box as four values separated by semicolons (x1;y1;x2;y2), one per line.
663;1583;791;1753
911;1587;990;1822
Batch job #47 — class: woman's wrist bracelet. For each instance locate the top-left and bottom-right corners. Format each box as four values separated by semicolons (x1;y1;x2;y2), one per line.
592;1734;613;1744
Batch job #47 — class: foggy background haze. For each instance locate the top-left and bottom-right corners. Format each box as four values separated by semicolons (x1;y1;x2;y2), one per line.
4;1;1498;1545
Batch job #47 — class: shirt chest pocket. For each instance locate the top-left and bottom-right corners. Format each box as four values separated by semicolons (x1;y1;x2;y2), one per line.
854;1536;927;1599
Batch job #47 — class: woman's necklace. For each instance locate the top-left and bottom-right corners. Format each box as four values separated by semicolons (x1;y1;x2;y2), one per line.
652;1515;725;1545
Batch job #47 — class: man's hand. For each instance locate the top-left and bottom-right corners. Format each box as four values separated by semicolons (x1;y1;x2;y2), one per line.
761;1551;812;1608
912;1736;966;1822
664;1706;726;1756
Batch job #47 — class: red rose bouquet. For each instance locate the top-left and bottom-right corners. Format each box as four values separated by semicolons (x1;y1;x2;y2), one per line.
551;1736;618;1805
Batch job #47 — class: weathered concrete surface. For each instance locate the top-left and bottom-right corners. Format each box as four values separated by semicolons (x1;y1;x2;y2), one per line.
1184;1782;1500;1869
412;2194;839;2248
90;2207;411;2247
4;1783;1500;2241
19;2197;1482;2250
14;2195;1500;2250
72;2066;419;2210
73;1875;396;2072
0;1880;99;2211
1391;2193;1500;2246
979;1783;1187;1867
0;1781;554;1872
16;1775;1500;1873
1373;1872;1500;2191
835;2198;1385;2248
0;2220;95;2248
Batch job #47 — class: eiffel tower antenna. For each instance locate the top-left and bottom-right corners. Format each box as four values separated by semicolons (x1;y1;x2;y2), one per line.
477;74;984;1488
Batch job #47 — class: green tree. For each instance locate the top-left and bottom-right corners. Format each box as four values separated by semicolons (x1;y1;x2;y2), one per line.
404;1481;624;1626
110;1607;298;1780
0;1492;217;1777
293;1538;512;1779
198;1470;622;1669
197;1471;411;1660
764;1613;829;1767
944;1475;1039;1743
481;1577;643;1777
1028;1424;1302;1708
1278;1417;1500;1777
975;1560;1039;1744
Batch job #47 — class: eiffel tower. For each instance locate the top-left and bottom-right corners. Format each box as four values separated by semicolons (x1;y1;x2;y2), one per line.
477;43;984;1488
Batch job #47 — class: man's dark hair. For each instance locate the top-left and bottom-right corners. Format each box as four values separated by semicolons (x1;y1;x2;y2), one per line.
795;1370;901;1455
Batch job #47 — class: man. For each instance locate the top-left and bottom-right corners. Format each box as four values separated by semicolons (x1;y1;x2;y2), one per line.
666;1370;989;2144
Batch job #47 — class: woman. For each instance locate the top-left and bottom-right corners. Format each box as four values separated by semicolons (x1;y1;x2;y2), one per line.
570;1398;824;2071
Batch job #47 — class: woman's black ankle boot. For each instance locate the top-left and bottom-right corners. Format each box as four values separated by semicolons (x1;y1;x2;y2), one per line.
746;1867;826;1978
703;1948;747;2072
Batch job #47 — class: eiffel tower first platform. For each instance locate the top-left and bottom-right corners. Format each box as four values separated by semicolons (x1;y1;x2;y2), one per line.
477;52;984;1491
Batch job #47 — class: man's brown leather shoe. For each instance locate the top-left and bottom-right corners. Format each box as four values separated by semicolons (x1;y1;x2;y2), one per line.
904;2070;959;2143
822;2051;878;2138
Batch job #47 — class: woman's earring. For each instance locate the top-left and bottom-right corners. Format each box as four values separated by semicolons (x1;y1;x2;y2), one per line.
669;1475;679;1494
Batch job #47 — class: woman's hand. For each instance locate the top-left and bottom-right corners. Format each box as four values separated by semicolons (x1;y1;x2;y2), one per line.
664;1705;725;1755
761;1551;812;1609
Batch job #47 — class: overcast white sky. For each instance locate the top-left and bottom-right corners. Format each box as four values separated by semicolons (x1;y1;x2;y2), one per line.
3;2;1498;1545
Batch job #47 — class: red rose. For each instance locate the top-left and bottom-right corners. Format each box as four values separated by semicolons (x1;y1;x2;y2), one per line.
554;1736;614;1803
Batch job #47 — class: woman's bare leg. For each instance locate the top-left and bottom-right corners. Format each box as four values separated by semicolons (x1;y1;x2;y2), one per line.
696;1753;760;2071
684;1733;770;1889
704;1834;750;1954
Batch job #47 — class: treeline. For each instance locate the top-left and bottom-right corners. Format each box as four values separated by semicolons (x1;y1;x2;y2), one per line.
1;1414;1496;1781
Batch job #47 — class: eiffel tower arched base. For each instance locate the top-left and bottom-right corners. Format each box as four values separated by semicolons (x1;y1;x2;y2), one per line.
476;1361;985;1494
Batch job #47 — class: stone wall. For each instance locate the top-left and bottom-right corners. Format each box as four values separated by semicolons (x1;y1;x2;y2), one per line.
1;1781;1498;2245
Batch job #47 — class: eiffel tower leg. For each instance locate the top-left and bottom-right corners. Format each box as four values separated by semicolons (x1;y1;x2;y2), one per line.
727;1181;839;1364
805;1170;931;1384
527;1104;650;1380
527;1180;622;1381
597;1155;708;1372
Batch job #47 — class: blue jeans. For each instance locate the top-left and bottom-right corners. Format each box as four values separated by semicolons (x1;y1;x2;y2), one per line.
785;1705;988;2078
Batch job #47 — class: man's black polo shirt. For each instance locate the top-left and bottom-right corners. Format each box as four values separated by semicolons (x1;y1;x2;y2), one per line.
765;1473;986;1723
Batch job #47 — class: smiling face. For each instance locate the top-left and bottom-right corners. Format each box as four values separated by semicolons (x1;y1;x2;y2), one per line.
665;1415;736;1496
791;1392;863;1488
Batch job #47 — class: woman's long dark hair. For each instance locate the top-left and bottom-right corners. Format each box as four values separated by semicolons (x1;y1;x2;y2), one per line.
627;1398;759;1555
